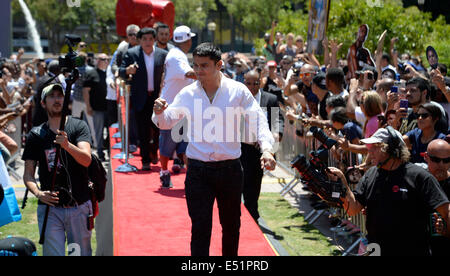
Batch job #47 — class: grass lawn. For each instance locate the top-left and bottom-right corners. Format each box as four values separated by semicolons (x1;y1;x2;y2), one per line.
259;193;341;256
0;198;97;256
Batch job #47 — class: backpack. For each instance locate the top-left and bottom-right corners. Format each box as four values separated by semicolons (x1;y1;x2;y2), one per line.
88;153;107;203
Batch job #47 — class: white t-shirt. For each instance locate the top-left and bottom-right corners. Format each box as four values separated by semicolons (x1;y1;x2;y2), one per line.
160;47;194;104
355;106;366;127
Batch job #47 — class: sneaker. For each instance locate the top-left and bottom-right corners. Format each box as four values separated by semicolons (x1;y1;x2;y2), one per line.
142;162;151;171
160;171;173;188
172;159;182;174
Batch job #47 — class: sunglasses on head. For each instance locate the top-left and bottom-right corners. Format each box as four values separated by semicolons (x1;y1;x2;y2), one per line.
428;154;450;164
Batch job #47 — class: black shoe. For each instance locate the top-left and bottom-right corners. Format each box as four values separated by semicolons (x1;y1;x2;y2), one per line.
160;172;173;188
172;158;183;174
142;162;151;171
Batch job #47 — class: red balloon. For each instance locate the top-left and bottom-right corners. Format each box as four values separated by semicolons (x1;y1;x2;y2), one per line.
116;0;175;38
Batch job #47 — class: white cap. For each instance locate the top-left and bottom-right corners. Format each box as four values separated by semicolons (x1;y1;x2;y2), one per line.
173;26;196;43
360;127;405;145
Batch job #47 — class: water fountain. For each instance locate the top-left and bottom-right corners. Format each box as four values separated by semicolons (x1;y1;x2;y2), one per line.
17;0;44;58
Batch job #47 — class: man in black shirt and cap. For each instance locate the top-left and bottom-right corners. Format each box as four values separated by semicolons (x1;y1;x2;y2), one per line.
22;84;93;256
328;127;450;256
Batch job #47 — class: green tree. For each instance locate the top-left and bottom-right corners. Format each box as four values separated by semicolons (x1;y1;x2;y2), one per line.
219;0;304;35
172;0;217;30
254;0;450;66
13;0;117;54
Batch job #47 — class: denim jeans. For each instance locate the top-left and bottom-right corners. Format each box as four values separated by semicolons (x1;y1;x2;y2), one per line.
185;158;243;256
37;200;93;256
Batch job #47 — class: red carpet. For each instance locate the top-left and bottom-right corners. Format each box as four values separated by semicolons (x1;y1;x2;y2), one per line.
110;128;277;256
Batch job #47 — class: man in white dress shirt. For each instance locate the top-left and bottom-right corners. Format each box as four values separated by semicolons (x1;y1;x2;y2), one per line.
158;26;197;188
152;43;276;256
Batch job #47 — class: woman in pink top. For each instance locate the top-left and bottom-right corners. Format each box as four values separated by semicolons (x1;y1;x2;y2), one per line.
361;91;384;138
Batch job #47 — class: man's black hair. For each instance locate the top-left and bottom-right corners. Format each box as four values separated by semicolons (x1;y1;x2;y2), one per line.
193;43;222;63
137;27;156;39
156;23;169;33
326;95;346;109
406;77;431;100
330;106;349;125
326;67;345;88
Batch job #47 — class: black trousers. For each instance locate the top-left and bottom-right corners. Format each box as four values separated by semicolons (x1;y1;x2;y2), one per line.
240;143;264;221
106;99;118;128
134;96;159;164
185;158;243;256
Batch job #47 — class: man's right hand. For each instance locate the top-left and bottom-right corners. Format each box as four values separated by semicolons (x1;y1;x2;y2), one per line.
126;63;138;75
37;191;59;206
153;98;168;115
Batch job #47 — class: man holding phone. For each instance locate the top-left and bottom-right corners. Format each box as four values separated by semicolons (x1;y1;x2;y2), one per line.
394;78;428;134
393;77;448;135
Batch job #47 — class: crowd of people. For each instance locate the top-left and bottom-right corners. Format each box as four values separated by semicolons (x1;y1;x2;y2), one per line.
1;17;450;256
254;21;450;256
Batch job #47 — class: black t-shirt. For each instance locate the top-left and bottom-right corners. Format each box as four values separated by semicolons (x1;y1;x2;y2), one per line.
295;80;319;116
22;116;92;205
83;68;107;111
319;92;331;120
354;163;449;256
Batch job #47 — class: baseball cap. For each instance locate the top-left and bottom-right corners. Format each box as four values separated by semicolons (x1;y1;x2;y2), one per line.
360;127;405;145
312;72;327;90
173;26;196;43
42;83;64;100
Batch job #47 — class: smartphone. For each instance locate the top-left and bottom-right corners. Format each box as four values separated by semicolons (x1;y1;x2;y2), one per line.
391;86;398;93
399;99;409;109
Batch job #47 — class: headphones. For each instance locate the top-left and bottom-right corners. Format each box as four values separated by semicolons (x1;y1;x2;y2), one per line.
385;126;403;158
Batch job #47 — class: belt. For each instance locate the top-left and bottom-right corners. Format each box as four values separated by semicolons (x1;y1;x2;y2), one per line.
188;158;240;168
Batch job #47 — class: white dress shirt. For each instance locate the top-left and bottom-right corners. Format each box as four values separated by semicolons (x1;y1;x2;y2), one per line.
143;47;155;92
160;47;194;104
152;73;274;162
106;64;117;101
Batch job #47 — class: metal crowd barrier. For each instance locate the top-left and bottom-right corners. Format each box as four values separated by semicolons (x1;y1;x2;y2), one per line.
275;110;367;254
112;79;137;173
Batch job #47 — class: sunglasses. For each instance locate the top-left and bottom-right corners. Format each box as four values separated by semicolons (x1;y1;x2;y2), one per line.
245;81;260;86
127;33;137;37
98;58;109;61
300;73;312;78
417;113;430;119
79;44;86;48
428;154;450;164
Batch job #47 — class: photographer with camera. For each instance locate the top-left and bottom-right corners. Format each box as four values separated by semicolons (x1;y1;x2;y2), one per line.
326;127;450;256
22;83;94;256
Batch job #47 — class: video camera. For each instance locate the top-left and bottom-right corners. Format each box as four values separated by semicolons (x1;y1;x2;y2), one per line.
290;126;347;207
58;34;85;73
397;62;410;75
